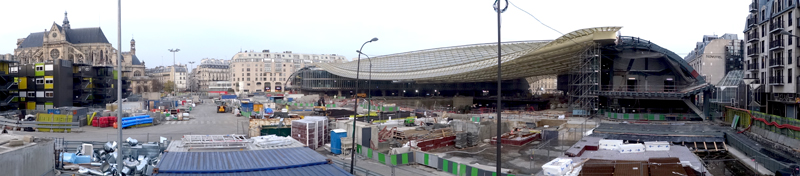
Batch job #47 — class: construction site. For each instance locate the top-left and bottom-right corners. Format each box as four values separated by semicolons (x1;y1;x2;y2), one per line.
2;26;800;176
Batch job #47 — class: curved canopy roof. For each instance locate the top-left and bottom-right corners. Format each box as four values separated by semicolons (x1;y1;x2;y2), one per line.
315;26;702;84
316;27;621;83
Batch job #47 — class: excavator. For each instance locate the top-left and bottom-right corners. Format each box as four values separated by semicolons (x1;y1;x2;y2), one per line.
215;100;229;113
312;96;327;115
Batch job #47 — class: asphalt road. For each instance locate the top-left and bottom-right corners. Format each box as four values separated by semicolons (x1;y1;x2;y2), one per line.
12;100;250;142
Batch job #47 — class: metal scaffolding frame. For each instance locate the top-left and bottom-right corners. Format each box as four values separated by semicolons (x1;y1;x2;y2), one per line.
568;43;600;117
181;134;250;149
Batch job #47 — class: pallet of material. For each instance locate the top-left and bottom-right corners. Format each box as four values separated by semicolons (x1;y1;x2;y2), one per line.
490;132;540;146
291;119;318;149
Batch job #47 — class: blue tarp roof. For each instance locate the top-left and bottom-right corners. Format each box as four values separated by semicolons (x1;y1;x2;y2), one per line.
155;164;352;176
155;147;331;174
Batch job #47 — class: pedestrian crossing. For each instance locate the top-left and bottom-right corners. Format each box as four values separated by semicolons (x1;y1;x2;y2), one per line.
162;121;238;125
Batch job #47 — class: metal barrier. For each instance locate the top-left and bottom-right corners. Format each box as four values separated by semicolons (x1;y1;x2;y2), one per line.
726;132;790;172
724;106;800;140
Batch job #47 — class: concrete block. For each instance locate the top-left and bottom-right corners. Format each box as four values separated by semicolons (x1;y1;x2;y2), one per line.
22;135;32;143
7;139;23;147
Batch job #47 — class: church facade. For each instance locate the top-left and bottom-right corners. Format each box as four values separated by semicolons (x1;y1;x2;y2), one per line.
13;12;145;78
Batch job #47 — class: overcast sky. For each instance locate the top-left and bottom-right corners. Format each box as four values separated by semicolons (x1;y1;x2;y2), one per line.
0;0;749;68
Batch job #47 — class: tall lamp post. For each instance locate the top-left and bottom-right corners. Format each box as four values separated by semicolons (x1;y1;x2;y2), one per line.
493;0;508;175
115;0;123;175
357;51;373;122
168;48;180;66
351;37;378;174
742;77;758;111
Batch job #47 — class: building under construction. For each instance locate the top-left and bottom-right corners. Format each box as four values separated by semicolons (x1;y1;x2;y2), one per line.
289;27;713;119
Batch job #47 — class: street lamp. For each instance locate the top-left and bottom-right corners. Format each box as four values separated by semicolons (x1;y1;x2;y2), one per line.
357;51;373;123
168;48;180;66
350;37;378;174
742;77;760;111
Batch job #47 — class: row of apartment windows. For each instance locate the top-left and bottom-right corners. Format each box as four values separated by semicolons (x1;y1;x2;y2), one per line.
19;91;54;98
239;73;283;77
244;53;337;60
235;78;285;82
755;69;793;84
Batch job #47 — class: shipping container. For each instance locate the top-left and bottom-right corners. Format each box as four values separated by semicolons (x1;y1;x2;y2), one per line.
260;125;292;137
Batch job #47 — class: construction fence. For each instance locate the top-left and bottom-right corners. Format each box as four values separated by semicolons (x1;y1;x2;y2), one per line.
600;110;700;121
354;144;527;176
724;106;800;140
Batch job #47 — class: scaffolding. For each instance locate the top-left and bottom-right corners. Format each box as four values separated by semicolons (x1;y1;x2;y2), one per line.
181;134;250;149
568;43;600;117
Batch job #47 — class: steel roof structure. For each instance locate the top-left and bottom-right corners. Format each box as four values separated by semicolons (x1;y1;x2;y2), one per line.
315;27;621;83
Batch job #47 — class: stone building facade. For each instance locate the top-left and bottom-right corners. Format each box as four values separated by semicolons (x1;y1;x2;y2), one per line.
192;58;230;92
230;50;345;94
146;65;188;91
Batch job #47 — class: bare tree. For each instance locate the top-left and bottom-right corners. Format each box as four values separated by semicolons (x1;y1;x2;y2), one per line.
151;81;164;92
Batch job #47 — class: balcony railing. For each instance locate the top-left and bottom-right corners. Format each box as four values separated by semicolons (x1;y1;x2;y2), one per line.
770;57;785;67
770;21;785;32
750;2;757;13
747;61;759;71
747;31;760;42
747;47;760;56
769;76;785;85
770;40;785;50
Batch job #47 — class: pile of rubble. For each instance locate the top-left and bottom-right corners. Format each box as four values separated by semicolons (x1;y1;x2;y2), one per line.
59;137;167;175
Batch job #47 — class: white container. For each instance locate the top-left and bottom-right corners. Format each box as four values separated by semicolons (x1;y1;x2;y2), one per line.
81;143;94;158
598;139;623;150
618;143;646;153
644;141;670;151
542;158;574;176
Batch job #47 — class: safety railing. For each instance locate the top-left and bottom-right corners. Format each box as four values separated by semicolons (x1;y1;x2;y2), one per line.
769;76;785;85
600;85;683;92
726;132;790;172
770;20;785;32
769;57;785;67
770;39;785;50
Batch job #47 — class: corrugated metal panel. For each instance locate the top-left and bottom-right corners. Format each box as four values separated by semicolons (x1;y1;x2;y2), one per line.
155;164;352;176
156;147;328;173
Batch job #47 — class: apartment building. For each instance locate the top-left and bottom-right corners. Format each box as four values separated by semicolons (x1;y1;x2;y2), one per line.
685;34;744;86
145;65;188;91
744;0;800;118
192;58;230;92
0;54;13;62
230;50;346;94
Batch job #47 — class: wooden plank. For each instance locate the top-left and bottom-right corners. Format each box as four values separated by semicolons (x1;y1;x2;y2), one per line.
693;142;698;152
714;142;719;151
713;142;718;151
723;142;728;151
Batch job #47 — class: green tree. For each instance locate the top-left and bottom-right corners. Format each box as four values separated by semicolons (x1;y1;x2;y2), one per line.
164;81;176;93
